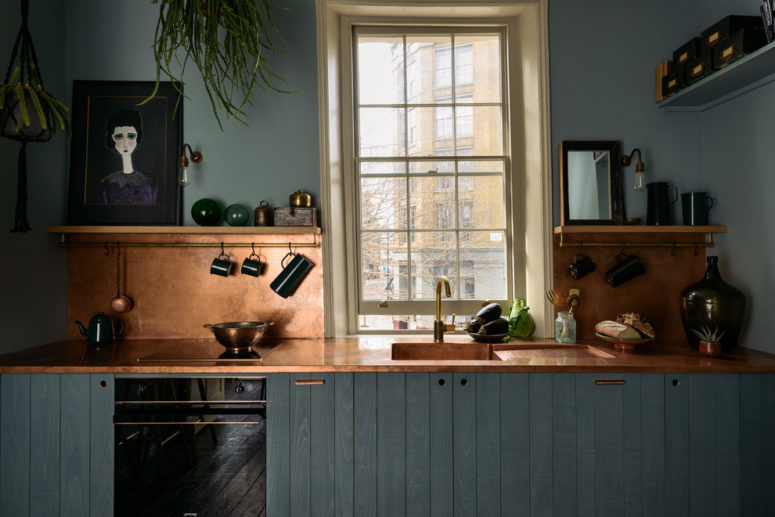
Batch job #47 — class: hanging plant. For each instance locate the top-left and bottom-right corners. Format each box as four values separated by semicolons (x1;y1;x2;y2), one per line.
142;0;290;128
0;0;71;232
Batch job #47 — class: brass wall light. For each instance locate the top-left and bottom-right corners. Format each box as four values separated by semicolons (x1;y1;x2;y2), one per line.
179;143;203;187
620;148;646;191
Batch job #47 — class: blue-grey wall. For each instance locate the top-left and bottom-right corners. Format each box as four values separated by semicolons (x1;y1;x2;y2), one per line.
687;0;770;352
0;0;769;353
64;0;321;221
0;0;68;354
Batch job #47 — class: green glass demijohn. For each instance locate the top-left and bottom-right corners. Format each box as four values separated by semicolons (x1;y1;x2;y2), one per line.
680;256;746;353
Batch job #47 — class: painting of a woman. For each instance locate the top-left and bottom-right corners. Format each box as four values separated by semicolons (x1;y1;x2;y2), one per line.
101;109;157;205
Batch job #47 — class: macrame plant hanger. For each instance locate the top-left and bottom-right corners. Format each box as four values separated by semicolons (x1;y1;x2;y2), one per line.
1;0;70;232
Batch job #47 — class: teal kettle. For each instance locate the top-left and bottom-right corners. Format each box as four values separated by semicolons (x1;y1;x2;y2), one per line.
74;312;123;345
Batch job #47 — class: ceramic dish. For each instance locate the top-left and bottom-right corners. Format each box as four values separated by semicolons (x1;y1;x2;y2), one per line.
595;331;655;351
468;332;509;343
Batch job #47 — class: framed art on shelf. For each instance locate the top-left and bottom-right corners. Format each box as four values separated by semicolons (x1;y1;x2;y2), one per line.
67;80;183;225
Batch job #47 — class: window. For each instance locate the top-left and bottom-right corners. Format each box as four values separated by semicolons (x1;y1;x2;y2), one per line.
354;27;509;330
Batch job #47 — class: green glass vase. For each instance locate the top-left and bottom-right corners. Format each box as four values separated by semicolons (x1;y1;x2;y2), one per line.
680;256;746;353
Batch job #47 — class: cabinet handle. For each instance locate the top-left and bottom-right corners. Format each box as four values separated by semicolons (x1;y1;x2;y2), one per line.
594;379;625;385
295;379;325;386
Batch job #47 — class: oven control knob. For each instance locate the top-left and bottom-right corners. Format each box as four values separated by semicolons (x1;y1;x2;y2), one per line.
234;382;245;394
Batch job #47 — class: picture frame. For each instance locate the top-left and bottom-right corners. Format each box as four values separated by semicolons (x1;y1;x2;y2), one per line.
67;80;183;225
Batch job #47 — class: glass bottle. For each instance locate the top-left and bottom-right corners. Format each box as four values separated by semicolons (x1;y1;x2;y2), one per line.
555;311;576;344
680;256;746;353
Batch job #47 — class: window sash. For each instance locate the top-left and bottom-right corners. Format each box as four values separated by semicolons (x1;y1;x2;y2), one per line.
352;26;511;318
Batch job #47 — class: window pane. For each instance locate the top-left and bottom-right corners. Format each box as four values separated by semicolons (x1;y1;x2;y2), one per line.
360;161;406;175
361;232;408;300
410;238;458;299
458;176;506;227
361;177;406;230
408;160;455;174
455;34;501;102
459;230;507;300
357;36;404;105
458;106;502;155
457;160;504;174
409;177;456;229
402;35;452;100
406;107;456;157
359;107;405;157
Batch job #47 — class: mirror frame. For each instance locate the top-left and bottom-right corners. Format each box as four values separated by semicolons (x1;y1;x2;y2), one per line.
559;140;623;225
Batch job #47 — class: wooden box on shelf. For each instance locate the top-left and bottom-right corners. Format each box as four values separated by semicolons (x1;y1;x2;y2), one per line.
273;207;318;227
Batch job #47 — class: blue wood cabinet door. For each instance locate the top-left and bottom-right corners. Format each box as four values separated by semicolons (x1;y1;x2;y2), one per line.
0;373;114;517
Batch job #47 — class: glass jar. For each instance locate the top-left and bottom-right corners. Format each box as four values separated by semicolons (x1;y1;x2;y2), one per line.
555;311;576;344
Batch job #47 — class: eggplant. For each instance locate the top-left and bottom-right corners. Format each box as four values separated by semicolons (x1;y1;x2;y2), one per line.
465;318;482;333
479;317;509;335
469;303;502;327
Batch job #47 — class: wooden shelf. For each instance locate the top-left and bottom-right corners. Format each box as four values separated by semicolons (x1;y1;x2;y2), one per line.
48;225;320;235
554;225;725;234
658;41;775;111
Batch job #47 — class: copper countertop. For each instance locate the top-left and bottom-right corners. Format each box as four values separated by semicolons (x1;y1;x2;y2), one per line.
1;336;775;374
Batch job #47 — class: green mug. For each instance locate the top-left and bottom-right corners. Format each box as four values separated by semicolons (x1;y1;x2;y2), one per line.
681;192;714;226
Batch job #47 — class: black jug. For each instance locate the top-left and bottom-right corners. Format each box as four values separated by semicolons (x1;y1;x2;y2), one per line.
646;181;678;225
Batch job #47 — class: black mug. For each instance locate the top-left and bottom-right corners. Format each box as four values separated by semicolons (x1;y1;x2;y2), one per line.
568;253;595;280
646;181;678;225
241;252;263;277
210;252;232;277
270;252;314;298
604;253;645;287
681;192;714;225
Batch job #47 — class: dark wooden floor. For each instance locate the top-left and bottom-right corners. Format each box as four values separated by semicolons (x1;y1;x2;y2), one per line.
115;382;266;517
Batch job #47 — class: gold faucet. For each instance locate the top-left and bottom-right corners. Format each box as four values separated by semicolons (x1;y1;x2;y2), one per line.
433;276;456;342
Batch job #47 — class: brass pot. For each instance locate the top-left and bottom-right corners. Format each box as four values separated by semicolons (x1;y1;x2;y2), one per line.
289;190;311;207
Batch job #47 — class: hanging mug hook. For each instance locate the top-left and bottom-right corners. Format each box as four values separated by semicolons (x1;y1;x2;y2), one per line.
104;242;110;256
671;243;678;257
116;242;121;258
249;242;260;260
282;242;296;268
218;242;229;261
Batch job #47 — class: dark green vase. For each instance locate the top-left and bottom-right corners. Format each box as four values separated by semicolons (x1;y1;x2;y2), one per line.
680;256;746;352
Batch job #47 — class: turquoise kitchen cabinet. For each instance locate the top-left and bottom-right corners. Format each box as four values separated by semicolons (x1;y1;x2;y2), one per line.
266;372;775;517
0;373;114;517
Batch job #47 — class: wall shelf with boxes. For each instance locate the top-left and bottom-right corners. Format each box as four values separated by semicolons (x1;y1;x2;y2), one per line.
48;226;321;249
658;40;775;111
554;225;726;248
656;14;772;111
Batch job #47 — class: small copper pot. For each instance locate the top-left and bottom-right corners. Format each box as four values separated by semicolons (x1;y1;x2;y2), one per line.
289;190;311;207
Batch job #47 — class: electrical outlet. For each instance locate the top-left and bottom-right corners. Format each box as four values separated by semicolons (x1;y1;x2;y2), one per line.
569;288;580;297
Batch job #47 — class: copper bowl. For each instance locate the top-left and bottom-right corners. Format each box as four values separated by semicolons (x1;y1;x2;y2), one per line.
203;321;270;353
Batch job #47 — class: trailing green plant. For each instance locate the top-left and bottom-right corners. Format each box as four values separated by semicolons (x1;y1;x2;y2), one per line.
142;0;290;129
0;64;71;137
690;324;726;343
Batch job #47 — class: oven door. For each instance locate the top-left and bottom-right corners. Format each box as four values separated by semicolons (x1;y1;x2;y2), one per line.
113;376;265;517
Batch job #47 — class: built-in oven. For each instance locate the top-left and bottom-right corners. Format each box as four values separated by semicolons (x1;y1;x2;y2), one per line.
113;376;266;517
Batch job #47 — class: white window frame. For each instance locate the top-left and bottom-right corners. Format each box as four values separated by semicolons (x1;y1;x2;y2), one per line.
315;0;553;337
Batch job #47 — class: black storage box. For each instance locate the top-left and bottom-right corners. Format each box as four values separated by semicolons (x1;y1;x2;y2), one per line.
701;15;762;49
712;27;768;70
685;51;713;85
662;65;685;96
673;37;702;66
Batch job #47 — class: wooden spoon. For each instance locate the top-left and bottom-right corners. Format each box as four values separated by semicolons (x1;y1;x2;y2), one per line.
111;247;133;313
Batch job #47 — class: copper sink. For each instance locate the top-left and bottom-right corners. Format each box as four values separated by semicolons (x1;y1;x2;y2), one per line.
493;344;614;360
391;340;614;361
391;341;495;361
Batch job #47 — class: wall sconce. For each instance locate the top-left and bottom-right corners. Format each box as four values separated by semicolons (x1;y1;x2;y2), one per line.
179;143;203;187
620;148;646;191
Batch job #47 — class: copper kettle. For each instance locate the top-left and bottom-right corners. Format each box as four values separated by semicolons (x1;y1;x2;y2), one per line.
289;190;311;207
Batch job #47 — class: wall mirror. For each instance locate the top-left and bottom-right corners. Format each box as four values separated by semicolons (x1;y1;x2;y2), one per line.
559;140;623;225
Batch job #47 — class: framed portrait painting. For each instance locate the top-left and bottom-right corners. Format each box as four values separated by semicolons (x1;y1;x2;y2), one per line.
67;80;183;225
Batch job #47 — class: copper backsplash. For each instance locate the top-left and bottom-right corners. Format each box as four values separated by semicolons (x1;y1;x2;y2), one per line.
67;232;324;340
552;232;706;340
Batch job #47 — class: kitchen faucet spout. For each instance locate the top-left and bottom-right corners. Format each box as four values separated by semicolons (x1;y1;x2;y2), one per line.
434;276;453;342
